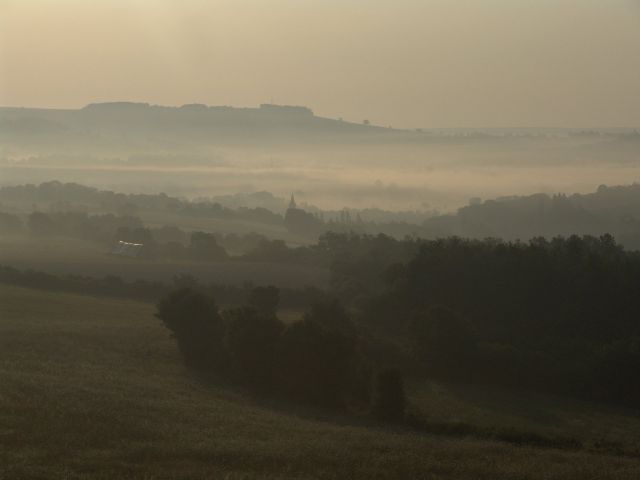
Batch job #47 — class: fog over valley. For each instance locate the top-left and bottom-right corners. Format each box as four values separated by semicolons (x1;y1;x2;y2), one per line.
2;102;639;212
2;2;640;479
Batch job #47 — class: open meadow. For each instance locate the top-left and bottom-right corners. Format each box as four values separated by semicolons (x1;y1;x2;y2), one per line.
1;284;639;479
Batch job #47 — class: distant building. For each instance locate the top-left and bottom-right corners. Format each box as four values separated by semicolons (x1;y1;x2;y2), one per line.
110;241;144;258
284;194;322;236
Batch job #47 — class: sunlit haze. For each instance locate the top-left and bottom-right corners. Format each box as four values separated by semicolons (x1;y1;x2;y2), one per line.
2;0;640;128
3;2;640;477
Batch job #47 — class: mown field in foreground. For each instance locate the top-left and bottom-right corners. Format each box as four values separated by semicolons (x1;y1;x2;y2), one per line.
1;284;639;479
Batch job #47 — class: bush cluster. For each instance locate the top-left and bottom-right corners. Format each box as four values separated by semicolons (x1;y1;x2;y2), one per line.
156;287;385;411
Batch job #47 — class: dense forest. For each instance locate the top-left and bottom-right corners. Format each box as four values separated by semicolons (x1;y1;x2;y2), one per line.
154;233;640;414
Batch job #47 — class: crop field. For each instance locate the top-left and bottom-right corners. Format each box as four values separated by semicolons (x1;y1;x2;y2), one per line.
407;381;640;451
1;284;639;479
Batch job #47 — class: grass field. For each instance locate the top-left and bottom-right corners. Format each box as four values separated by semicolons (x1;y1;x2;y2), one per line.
1;284;640;479
0;235;329;289
407;381;640;451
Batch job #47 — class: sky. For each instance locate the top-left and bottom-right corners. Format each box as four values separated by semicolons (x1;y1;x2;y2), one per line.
1;0;639;128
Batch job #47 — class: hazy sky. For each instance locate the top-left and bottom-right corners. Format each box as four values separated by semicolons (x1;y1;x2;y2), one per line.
1;0;639;128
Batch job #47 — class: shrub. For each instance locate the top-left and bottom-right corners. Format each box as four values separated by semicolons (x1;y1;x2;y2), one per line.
247;286;280;315
28;212;56;236
303;298;355;336
225;307;284;389
276;319;357;408
408;306;477;379
0;212;23;233
189;232;228;261
373;369;406;422
155;288;224;371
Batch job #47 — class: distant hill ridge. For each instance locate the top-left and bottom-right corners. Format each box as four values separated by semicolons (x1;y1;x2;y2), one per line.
3;103;639;144
0;101;391;144
82;102;315;116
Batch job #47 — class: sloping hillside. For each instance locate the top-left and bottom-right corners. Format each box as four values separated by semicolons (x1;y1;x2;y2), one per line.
1;285;639;479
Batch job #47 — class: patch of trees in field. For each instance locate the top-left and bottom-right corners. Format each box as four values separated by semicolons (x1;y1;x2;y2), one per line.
331;233;640;407
0;266;167;301
0;181;284;227
156;287;404;418
0;266;326;311
0;208;333;263
0;209;282;259
0;210;143;243
158;232;640;410
0;211;24;233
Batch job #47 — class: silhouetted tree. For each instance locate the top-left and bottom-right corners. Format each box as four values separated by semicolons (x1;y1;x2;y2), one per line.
408;306;477;379
28;212;56;236
373;369;406;423
303;298;355;336
0;212;23;233
155;288;224;370
248;286;280;315
276;319;357;408
172;273;200;289
225;307;284;389
189;232;228;261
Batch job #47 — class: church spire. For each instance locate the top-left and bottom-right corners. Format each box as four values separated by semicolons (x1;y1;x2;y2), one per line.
289;193;297;209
